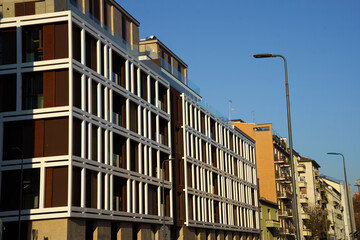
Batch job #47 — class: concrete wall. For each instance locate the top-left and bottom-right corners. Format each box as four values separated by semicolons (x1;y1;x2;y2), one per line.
232;122;277;203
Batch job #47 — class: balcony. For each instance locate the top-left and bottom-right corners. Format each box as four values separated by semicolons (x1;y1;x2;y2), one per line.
275;173;291;183
277;191;292;199
299;180;307;188
297;165;306;173
279;210;293;218
280;228;295;235
303;229;312;236
301;212;310;220
300;194;308;204
265;220;280;229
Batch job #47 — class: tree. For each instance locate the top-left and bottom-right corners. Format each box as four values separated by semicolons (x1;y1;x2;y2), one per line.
304;204;331;240
353;193;360;233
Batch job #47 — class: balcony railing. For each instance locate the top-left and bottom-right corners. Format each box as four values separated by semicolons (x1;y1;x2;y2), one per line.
265;219;280;228
277;191;292;199
279;210;293;218
299;194;308;204
301;212;310;220
280;228;295;235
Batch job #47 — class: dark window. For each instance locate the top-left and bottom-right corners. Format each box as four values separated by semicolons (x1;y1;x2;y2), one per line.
86;32;97;72
91;125;98;161
72;167;81;207
0;74;16;112
140;70;147;101
121;16;127;42
45;167;68;207
133;67;138;96
151;113;156;141
113;133;126;169
112;52;126;88
22;25;43;62
86;169;97;208
0;28;16;65
113;93;126;128
73;118;82;157
148;185;157;215
23;168;40;209
158;83;167;112
112;176;126;211
0;169;40;211
72;24;81;62
130;140;138;172
159;117;168;145
89;0;100;23
130;101;138;132
103;1;110;29
22;71;43;109
91;80;98;115
150;77;155;106
73;71;82;108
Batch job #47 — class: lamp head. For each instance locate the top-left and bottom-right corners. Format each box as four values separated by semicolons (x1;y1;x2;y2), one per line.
253;53;274;58
327;152;340;155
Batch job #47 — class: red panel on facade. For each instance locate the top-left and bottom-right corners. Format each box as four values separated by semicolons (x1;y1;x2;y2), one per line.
44;117;68;156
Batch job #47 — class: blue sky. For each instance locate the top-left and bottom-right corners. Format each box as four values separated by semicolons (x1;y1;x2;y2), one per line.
118;1;360;192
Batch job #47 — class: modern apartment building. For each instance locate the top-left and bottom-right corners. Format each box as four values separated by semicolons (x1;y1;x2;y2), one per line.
0;0;260;239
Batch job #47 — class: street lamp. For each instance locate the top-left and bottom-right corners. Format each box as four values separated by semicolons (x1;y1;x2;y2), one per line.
327;152;354;240
161;158;175;240
12;147;24;240
253;53;301;240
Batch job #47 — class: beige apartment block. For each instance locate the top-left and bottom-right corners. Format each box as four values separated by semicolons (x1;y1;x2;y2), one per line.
322;177;346;240
298;157;322;206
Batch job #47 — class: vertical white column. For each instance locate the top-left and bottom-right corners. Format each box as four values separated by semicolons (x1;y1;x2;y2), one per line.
97;172;102;209
125;60;129;90
68;17;74;215
81;168;86;208
97;40;101;74
39;166;45;209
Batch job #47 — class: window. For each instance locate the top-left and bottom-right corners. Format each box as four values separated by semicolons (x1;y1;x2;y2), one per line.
129;101;138;133
22;72;43;109
0;28;16;65
86;169;97;208
112;52;126;87
23;25;43;62
113;133;126;169
0;74;16;112
72;24;81;62
113;176;127;212
113;93;126;127
0;169;40;211
86;32;97;72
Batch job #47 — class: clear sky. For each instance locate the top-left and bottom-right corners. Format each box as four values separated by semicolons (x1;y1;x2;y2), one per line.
118;0;360;192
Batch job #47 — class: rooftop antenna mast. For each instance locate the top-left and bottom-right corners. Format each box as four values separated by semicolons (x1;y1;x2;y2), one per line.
228;100;234;121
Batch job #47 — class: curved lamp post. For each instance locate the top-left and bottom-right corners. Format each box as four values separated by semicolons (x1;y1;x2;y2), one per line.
253;53;301;240
327;152;354;240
